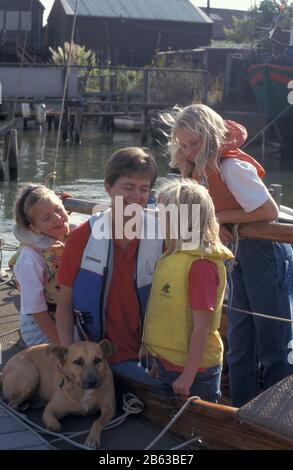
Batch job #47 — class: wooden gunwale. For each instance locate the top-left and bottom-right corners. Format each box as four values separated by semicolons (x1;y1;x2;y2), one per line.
117;377;293;450
62;197;293;244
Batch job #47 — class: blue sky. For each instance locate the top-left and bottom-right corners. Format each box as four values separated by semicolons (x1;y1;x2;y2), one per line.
40;0;258;23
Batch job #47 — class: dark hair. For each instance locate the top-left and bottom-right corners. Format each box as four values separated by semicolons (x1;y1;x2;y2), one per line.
105;147;157;187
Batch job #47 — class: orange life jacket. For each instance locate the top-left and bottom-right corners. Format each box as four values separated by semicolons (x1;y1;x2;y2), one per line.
194;121;265;213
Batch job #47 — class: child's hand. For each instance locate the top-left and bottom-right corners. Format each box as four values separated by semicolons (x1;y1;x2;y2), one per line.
47;241;65;257
216;211;235;243
172;373;193;397
219;225;235;244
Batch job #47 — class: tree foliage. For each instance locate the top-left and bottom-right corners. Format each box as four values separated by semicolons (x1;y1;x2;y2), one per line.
224;0;293;44
48;42;96;67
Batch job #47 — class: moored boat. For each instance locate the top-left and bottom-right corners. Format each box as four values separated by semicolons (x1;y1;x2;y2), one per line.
248;63;293;120
113;115;142;132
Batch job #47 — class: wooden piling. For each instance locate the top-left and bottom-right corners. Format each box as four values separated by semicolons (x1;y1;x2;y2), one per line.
62;104;70;142
5;129;18;181
269;184;283;207
74;108;82;143
141;69;150;144
0;160;4;181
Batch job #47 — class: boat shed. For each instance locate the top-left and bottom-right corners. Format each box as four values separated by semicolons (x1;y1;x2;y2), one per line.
0;0;45;63
46;0;213;66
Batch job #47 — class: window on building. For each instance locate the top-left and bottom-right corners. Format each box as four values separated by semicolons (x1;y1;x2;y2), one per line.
6;11;20;31
20;11;32;31
0;11;4;31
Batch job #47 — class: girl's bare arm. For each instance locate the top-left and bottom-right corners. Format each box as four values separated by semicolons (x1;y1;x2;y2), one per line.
56;285;74;347
172;309;212;396
32;311;60;344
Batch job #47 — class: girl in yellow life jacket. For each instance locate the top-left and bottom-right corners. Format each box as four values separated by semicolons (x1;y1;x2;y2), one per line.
142;179;233;401
10;184;71;346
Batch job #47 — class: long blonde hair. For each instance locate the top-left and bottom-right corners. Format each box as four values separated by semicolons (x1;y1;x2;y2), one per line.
157;178;224;256
161;104;227;177
15;184;59;229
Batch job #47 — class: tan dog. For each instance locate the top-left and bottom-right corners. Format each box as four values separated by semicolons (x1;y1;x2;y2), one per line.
0;340;116;448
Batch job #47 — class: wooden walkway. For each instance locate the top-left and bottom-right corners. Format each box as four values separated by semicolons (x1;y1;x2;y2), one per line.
0;279;51;449
0;401;52;450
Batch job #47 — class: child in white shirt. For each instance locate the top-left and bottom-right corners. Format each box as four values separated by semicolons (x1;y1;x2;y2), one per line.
10;184;70;346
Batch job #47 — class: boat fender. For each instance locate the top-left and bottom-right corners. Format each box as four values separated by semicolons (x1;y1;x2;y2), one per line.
36;103;47;125
21;103;31;119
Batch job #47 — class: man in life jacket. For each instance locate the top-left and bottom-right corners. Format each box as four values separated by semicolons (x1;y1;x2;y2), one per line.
56;147;164;386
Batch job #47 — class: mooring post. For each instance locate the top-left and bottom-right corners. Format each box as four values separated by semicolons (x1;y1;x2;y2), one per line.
62;104;70;142
74;106;82;143
5;129;19;181
0;161;4;181
269;183;283;207
141;69;150;144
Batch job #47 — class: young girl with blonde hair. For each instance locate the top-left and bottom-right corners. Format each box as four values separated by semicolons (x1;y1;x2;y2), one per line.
163;104;293;406
10;184;71;346
142;179;233;400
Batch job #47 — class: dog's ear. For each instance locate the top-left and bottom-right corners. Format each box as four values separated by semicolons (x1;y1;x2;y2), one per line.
99;339;117;359
47;344;68;364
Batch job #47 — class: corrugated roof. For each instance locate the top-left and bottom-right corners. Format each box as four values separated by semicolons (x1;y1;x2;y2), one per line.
61;0;212;23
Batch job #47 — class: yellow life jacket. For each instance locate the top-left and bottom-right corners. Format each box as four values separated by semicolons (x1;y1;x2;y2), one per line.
142;246;233;368
9;239;65;308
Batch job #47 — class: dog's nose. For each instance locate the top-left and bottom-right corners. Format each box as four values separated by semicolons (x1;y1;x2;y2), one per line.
84;375;99;389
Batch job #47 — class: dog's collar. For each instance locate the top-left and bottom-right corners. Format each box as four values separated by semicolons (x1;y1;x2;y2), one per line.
56;361;72;385
56;360;65;375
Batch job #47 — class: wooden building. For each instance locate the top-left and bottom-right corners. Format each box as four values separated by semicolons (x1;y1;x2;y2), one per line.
0;0;45;63
201;8;248;40
47;0;213;66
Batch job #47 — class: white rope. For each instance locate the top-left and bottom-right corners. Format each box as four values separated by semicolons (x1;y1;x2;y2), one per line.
49;392;144;444
0;392;144;450
242;104;293;149
226;225;293;323
170;436;203;450
225;304;293;323
45;0;79;189
0;240;18;252
0;278;14;287
144;395;200;450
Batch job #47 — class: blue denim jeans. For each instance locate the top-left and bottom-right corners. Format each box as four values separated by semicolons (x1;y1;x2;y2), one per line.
110;360;166;388
20;314;49;346
227;239;293;407
156;363;222;403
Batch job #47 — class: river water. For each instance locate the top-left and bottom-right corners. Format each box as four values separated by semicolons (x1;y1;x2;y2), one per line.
1;122;293;269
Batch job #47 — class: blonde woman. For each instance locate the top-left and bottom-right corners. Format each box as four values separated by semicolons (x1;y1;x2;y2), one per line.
163;103;293;407
142;179;233;401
